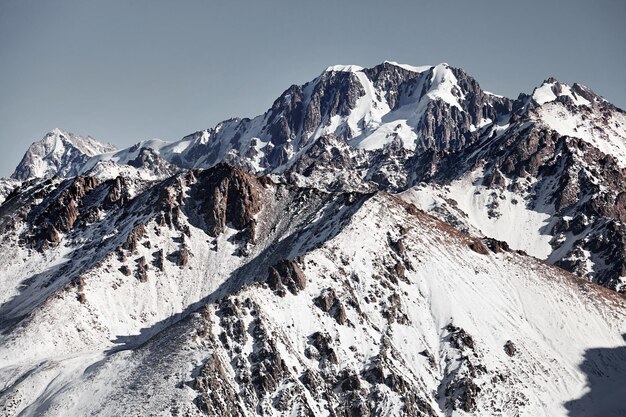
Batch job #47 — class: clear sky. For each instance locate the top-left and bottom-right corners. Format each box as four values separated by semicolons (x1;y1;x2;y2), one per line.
1;0;625;176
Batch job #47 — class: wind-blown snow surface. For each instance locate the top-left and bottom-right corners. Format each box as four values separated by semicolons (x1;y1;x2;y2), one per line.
0;183;624;416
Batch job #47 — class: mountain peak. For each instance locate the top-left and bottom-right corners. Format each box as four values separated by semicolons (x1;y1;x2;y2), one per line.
49;127;66;136
531;78;594;106
325;61;448;75
11;129;117;180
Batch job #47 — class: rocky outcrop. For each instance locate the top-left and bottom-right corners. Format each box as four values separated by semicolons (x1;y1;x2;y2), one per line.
122;224;145;253
26;176;98;248
194;354;246;417
314;288;347;324
136;256;148;282
187;164;262;241
414;109;626;292
504;340;517;357
103;176;132;208
267;259;307;297
468;239;489;255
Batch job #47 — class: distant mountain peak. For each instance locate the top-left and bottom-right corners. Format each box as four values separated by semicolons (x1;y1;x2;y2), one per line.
11;129;117;180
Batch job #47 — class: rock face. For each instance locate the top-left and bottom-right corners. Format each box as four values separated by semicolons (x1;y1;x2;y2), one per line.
405;116;626;291
187;164;263;240
25;176;99;248
267;259;307;296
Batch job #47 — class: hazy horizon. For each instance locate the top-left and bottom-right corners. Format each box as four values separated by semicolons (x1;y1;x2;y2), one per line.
1;0;625;176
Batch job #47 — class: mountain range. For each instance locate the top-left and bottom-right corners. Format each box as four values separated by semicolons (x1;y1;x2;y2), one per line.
1;61;625;417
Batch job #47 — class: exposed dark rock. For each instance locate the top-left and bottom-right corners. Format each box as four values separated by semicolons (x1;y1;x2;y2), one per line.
504;340;517;357
361;355;438;416
483;237;511;253
177;248;189;268
382;292;409;325
103;176;131;208
152;249;164;270
187;164;262;241
446;377;480;413
299;369;323;392
248;319;289;397
389;237;406;256
136;256;148;282
122;224;145;253
468;239;489;255
393;261;406;279
338;372;361;392
419;349;437;369
27;176;98;248
194;354;246;417
314;288;348;325
309;331;338;365
267;259;306;296
77;293;86;304
447;324;475;350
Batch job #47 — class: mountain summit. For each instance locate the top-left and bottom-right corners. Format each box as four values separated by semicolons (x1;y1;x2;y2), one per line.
11;128;117;181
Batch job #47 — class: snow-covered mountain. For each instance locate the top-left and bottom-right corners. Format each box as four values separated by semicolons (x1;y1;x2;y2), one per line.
10;62;624;292
1;62;626;416
10;128;117;181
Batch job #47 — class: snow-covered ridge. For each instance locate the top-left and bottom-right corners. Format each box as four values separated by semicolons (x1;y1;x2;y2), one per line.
383;60;433;73
532;79;592;106
7;64;626;285
529;79;626;168
325;62;434;73
16;61;626;184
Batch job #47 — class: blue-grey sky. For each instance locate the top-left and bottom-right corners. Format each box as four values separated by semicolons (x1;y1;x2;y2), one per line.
1;0;625;176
